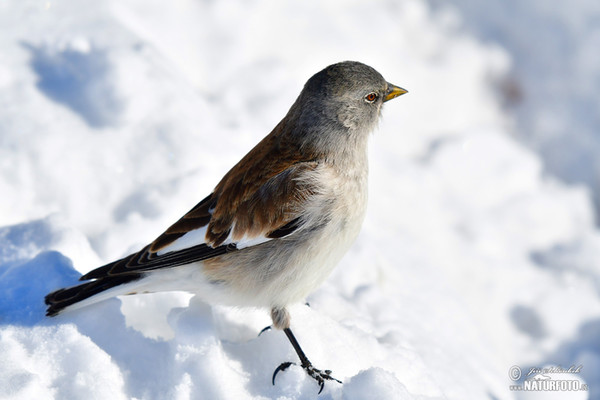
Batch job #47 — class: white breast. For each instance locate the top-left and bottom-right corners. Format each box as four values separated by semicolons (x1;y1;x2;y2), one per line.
254;158;369;307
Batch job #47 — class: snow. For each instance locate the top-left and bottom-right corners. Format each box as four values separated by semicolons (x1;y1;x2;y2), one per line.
1;1;599;399
432;0;600;215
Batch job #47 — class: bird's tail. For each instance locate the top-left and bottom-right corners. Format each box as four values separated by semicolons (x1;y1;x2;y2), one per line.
45;274;142;316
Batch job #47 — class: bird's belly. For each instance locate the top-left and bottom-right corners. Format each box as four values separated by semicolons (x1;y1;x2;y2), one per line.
266;209;366;307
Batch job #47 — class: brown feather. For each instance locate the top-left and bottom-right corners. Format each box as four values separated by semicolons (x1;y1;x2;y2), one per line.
150;120;323;253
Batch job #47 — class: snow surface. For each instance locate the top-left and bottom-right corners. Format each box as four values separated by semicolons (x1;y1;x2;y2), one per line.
432;0;600;216
1;1;599;399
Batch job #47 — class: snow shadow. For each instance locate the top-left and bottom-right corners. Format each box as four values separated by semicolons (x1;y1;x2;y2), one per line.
23;41;123;128
0;246;174;398
518;319;600;399
544;319;600;399
509;304;547;339
0;251;80;326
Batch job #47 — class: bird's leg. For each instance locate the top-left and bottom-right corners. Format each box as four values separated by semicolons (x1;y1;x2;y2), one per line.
270;307;341;394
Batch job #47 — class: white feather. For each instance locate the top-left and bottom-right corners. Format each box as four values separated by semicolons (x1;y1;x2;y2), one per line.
156;224;272;256
156;226;209;255
222;231;272;249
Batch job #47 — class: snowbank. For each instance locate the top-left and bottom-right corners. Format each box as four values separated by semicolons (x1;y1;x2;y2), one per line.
1;1;599;399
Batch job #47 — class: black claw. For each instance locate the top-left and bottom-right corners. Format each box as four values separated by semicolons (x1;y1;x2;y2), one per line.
271;360;341;393
272;361;295;385
258;326;272;337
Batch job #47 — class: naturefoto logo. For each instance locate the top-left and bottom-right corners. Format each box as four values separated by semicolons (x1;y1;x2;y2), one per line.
509;365;588;393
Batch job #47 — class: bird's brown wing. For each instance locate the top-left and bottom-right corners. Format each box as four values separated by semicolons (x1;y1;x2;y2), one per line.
80;127;321;280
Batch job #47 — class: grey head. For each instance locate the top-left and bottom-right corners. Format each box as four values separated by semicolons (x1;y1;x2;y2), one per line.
284;61;407;154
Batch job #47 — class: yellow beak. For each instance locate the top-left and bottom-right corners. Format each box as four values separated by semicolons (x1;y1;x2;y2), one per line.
383;83;408;102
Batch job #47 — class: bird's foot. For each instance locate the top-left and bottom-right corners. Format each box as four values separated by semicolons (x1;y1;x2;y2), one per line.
272;360;341;394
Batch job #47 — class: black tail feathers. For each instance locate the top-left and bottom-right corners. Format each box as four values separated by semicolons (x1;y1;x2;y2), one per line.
45;273;142;316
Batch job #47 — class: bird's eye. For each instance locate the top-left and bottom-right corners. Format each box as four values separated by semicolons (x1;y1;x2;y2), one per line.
364;92;378;103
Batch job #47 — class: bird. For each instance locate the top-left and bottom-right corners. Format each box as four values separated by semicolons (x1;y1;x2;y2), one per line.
45;60;407;393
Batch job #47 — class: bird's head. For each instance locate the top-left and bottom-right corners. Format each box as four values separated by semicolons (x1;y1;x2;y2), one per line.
286;61;407;155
